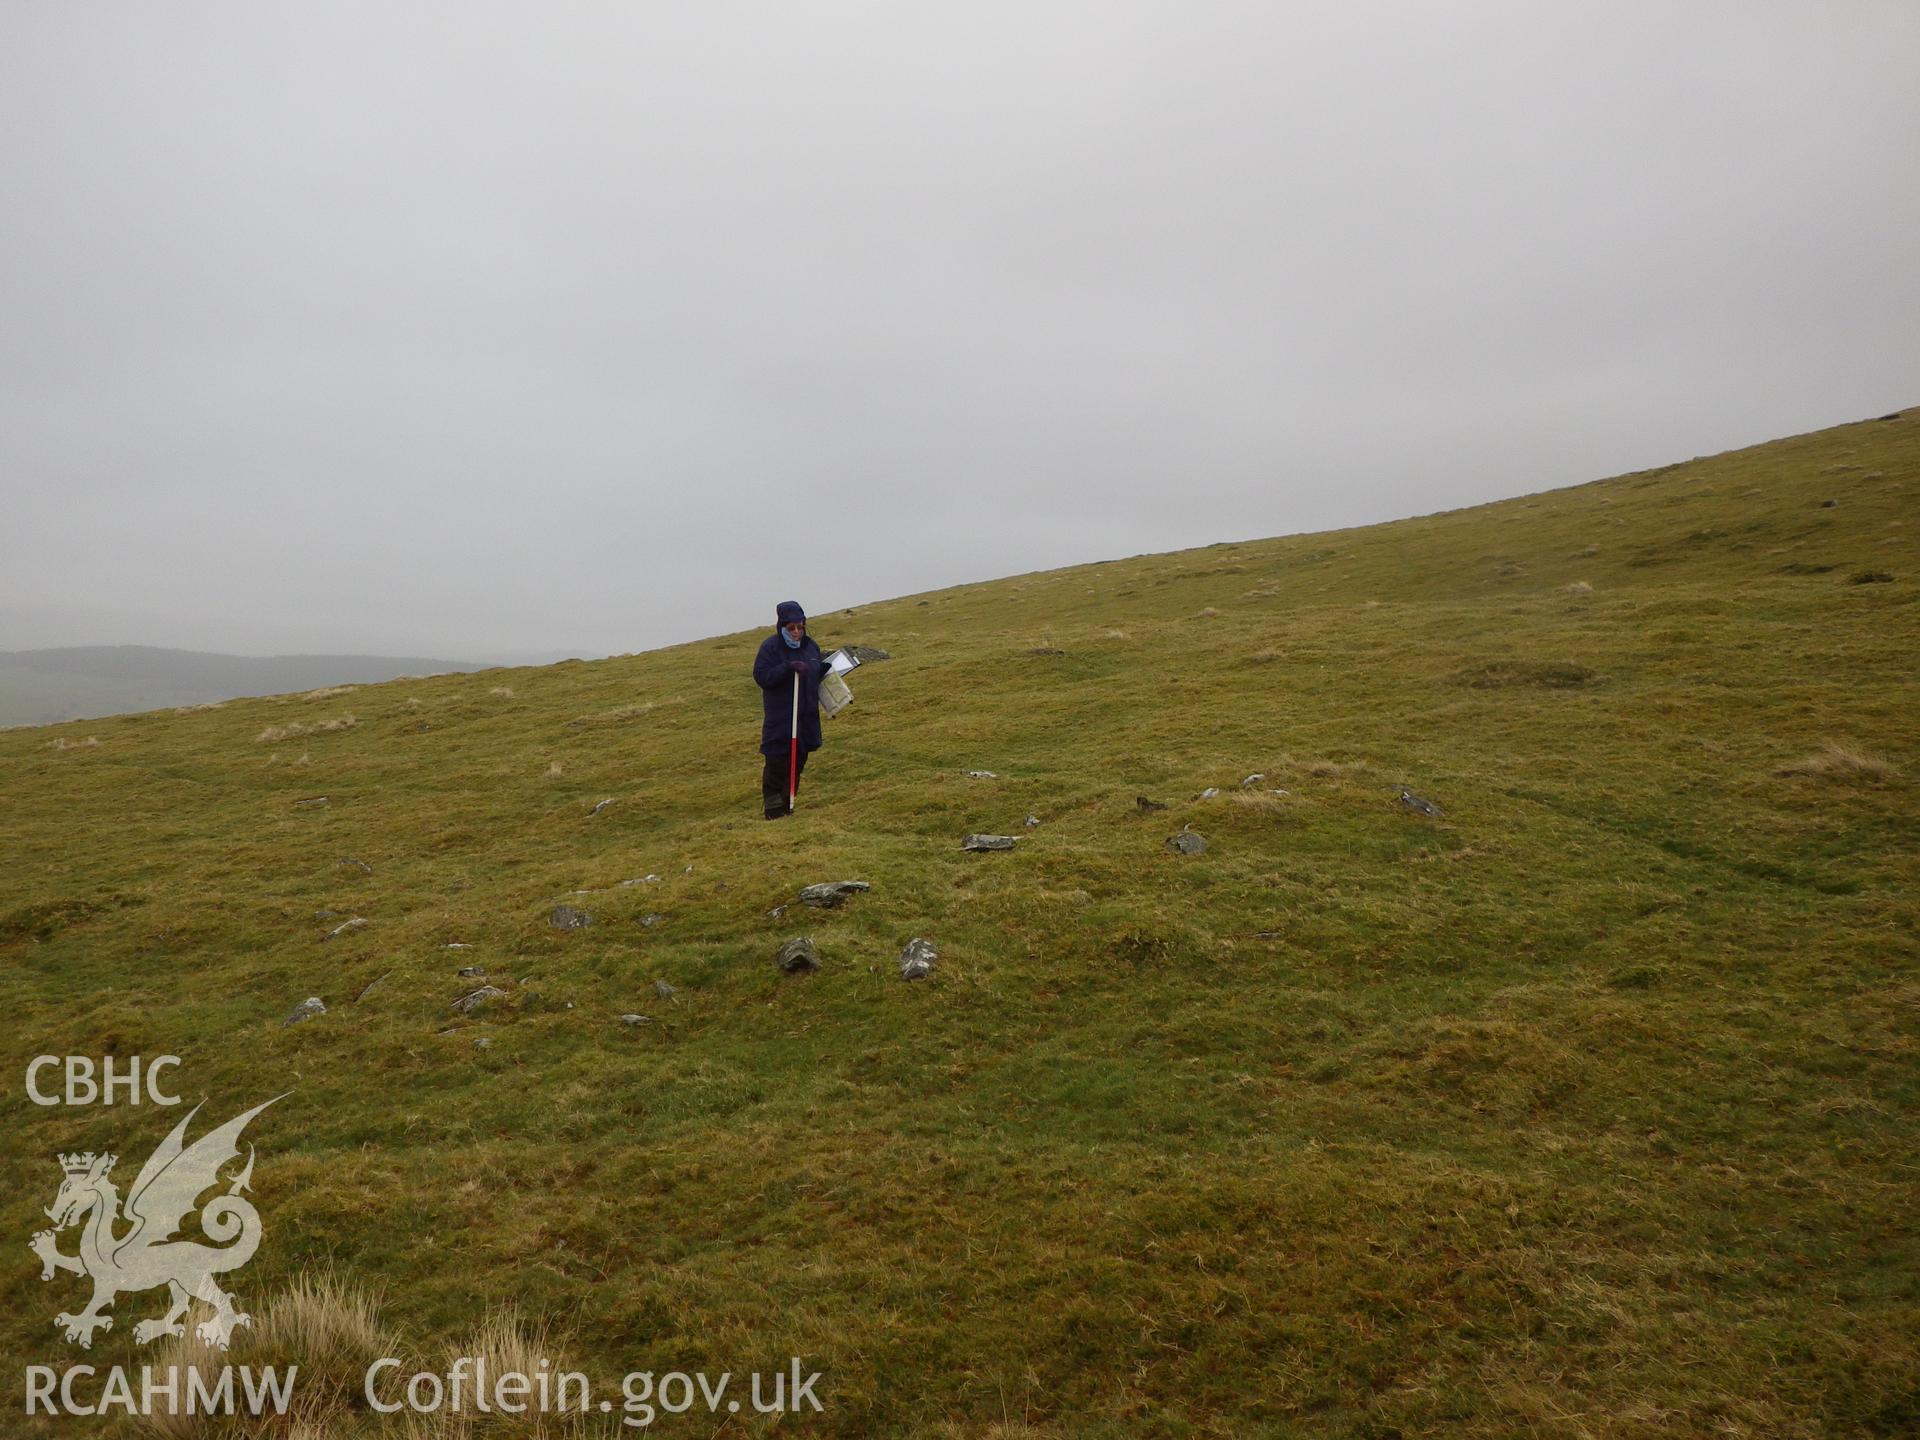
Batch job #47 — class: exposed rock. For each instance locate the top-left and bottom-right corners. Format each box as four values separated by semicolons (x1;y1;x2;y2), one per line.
549;904;593;929
353;972;387;1003
767;904;788;921
1241;773;1265;789
338;857;373;874
1166;830;1207;856
776;937;821;973
1396;789;1444;818
900;937;937;980
282;997;326;1027
966;769;998;779
1199;787;1219;799
452;985;507;1014
1137;796;1167;813
619;875;662;887
472;1036;493;1050
618;1013;652;1027
963;834;1017;852
457;965;486;978
322;917;367;942
588;798;616;817
441;942;474;950
1025;814;1041;827
653;979;677;1003
294;796;329;808
800;880;871;908
640;914;666;928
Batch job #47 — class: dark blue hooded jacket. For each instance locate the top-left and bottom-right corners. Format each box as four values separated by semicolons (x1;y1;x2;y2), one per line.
753;600;827;756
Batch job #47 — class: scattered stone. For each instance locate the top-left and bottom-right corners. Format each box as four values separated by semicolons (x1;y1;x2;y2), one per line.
322;917;367;942
653;979;677;1003
640;914;666;928
618;1013;652;1027
963;834;1017;852
1397;789;1444;818
775;937;821;973
452;985;507;1014
294;796;329;808
767;904;788;921
1241;773;1265;789
457;965;486;978
282;997;326;1027
684;864;694;875
966;770;998;779
800;880;871;908
1025;814;1041;827
1166;830;1207;856
1137;796;1167;812
441;942;474;950
619;875;662;887
473;1036;493;1050
899;937;937;980
338;857;373;873
588;798;616;816
1199;787;1219;799
549;904;593;929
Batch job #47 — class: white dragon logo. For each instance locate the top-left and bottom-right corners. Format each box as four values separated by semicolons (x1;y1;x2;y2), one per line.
29;1097;282;1350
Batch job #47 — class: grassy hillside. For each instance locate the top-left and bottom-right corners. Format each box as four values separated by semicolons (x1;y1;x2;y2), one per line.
1;409;1914;1439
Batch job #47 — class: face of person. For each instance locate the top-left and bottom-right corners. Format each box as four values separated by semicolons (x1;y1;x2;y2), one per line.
783;620;805;642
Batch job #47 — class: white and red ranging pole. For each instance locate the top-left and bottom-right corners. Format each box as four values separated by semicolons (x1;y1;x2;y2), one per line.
788;670;800;811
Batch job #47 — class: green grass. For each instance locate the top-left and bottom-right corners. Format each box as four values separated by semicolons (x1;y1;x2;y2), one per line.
1;409;1916;1438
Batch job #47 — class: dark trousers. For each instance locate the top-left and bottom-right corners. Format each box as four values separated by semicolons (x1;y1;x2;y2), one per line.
761;746;809;817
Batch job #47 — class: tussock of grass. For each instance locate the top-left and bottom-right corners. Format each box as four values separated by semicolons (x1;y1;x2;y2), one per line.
1778;741;1897;782
44;735;100;750
256;715;356;743
302;685;358;701
488;685;515;697
1563;579;1595;595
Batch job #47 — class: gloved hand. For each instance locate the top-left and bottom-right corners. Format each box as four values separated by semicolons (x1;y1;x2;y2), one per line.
789;660;808;674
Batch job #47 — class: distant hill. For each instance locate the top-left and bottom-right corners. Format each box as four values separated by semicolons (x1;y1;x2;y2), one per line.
0;645;491;727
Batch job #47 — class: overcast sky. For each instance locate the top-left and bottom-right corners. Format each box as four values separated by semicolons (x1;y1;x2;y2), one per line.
3;2;1916;663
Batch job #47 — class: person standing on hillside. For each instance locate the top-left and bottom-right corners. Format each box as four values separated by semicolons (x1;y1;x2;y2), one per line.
752;600;829;819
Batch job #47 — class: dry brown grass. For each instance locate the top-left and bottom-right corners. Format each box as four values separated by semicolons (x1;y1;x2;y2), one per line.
545;761;564;778
174;701;228;714
1194;606;1220;619
1563;580;1594;595
256;716;356;744
1777;741;1897;783
302;685;358;701
1250;649;1279;664
44;735;101;750
489;686;515;698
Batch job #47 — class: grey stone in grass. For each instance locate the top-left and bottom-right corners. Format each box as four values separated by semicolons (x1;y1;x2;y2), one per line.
1396;789;1444;818
640;914;666;928
452;985;507;1014
1166;830;1207;856
965;770;998;779
338;856;373;873
1199;788;1219;799
549;904;593;929
473;1036;493;1050
588;797;616;816
618;1013;652;1027
800;880;870;908
441;942;474;950
1241;773;1264;789
767;904;788;921
776;937;821;973
962;834;1017;852
900;937;937;981
322;916;367;941
457;965;486;978
653;979;677;1003
1025;814;1041;827
282;997;326;1027
294;796;329;808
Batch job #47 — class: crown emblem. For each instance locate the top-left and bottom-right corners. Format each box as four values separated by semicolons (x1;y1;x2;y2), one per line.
58;1152;108;1176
